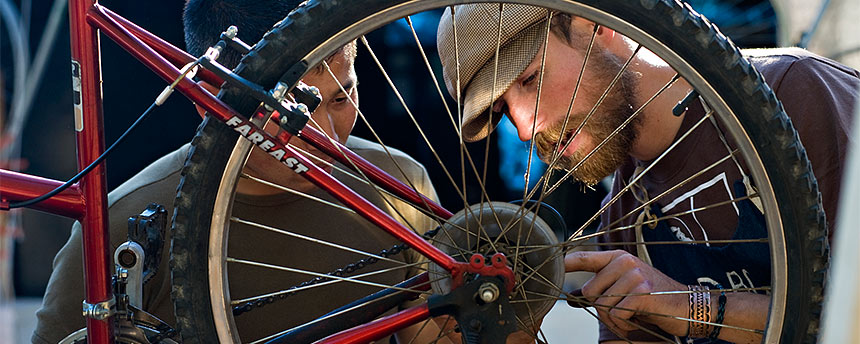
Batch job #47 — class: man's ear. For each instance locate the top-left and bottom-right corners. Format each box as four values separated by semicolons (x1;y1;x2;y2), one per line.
194;81;221;119
597;26;616;41
571;17;616;44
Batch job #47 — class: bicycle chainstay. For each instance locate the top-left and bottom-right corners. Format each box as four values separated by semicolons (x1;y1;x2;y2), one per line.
231;226;442;315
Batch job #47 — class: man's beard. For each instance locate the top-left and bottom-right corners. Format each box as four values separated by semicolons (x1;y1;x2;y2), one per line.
533;53;639;186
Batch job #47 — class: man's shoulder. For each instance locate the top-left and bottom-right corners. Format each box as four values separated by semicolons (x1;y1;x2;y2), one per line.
108;143;191;209
742;47;859;85
345;136;426;173
743;47;841;67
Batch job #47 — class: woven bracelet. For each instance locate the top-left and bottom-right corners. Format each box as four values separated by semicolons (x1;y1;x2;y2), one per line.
687;285;711;338
709;284;727;341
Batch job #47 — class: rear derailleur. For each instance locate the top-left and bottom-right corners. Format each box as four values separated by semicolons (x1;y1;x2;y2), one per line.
428;256;519;344
60;203;177;344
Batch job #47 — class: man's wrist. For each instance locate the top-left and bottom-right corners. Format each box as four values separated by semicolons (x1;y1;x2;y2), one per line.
687;285;711;338
708;286;727;340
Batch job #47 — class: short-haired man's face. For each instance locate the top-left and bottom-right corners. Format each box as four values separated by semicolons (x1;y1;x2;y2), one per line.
493;29;638;186
240;50;359;195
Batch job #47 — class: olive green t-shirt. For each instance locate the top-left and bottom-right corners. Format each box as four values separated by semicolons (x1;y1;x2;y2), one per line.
33;136;438;343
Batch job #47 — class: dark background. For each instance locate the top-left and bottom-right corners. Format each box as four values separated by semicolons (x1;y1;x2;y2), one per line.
4;0;195;297
2;0;776;296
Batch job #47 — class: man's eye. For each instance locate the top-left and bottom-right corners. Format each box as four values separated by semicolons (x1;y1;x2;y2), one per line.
333;96;348;104
521;72;537;86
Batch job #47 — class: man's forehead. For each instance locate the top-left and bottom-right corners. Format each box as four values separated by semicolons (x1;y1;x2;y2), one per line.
302;56;356;92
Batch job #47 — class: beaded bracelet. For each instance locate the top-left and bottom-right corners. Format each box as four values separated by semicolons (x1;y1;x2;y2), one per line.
687;285;711;338
709;284;727;341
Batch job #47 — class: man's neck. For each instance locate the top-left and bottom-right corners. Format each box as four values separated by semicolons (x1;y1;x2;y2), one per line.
627;57;692;161
236;172;318;196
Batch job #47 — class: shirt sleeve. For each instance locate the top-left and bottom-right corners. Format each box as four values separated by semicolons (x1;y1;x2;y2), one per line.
32;222;87;344
769;56;858;240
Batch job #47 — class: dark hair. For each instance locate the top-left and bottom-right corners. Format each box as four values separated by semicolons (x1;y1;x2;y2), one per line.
183;0;306;70
549;12;591;50
183;0;356;74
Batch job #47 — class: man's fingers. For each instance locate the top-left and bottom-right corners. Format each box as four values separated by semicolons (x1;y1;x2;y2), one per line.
566;288;587;308
578;252;646;305
609;295;644;332
564;250;628;273
593;271;644;332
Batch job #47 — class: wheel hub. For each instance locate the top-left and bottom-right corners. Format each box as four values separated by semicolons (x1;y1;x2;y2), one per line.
429;201;565;329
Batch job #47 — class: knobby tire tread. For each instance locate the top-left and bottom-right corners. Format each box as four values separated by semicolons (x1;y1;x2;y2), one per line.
169;1;828;343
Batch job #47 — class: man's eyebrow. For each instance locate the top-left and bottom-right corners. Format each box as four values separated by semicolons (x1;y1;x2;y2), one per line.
329;80;356;98
516;64;538;82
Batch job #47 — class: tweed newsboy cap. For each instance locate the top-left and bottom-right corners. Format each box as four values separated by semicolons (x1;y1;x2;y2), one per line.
437;4;550;142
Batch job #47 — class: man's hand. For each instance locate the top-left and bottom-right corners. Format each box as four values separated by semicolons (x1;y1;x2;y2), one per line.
564;250;689;337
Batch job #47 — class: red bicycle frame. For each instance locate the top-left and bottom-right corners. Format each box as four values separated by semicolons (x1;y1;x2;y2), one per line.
0;1;510;342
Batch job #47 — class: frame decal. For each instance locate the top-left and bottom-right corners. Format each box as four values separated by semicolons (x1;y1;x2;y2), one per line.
72;60;84;131
225;115;308;174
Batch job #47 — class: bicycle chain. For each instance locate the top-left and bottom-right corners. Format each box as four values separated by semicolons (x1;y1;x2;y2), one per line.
232;226;441;316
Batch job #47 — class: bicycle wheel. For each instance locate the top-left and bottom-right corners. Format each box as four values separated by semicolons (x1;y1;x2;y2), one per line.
170;1;829;343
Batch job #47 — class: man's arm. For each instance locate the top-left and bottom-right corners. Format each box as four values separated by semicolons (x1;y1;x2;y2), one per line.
32;222;88;344
566;250;766;343
33;146;187;343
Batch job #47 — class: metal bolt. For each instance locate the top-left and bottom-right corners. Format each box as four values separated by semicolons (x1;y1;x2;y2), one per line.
478;282;499;303
226;26;239;38
296;103;309;114
280;116;289;125
308;86;320;96
469;319;482;331
272;82;288;100
118;249;137;268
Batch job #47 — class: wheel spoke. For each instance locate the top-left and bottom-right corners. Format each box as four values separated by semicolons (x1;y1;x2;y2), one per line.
403;16;467;202
358;35;504;254
448;5;473;253
574;238;767;246
495;27;600;279
248;274;446;344
231;216;409;262
475;3;507;268
496;73;680;252
315;59;487;260
521;11;555;202
566;293;765;334
546;73;680;196
179;2;809;343
312;62;427;237
586;150;740;244
589;287;771;299
546;44;644;177
547;25;599;167
565;107;716;241
227;258;431;300
509;192;763;258
281;144;466;228
518;290;674;343
404;318;432;344
403;14;518;269
504;12;554;280
240;173;356;213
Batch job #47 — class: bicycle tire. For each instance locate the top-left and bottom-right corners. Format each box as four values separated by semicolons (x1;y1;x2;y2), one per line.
170;1;828;343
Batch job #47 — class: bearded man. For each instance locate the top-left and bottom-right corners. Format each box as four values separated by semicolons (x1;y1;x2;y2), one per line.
437;4;857;343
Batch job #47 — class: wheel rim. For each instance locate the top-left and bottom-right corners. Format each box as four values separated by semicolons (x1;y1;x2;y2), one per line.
198;1;799;343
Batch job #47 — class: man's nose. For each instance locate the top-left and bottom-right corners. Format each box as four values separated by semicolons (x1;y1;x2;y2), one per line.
318;112;340;142
507;107;538;142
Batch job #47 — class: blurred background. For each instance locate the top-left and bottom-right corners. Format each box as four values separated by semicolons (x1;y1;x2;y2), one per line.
1;0;858;342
